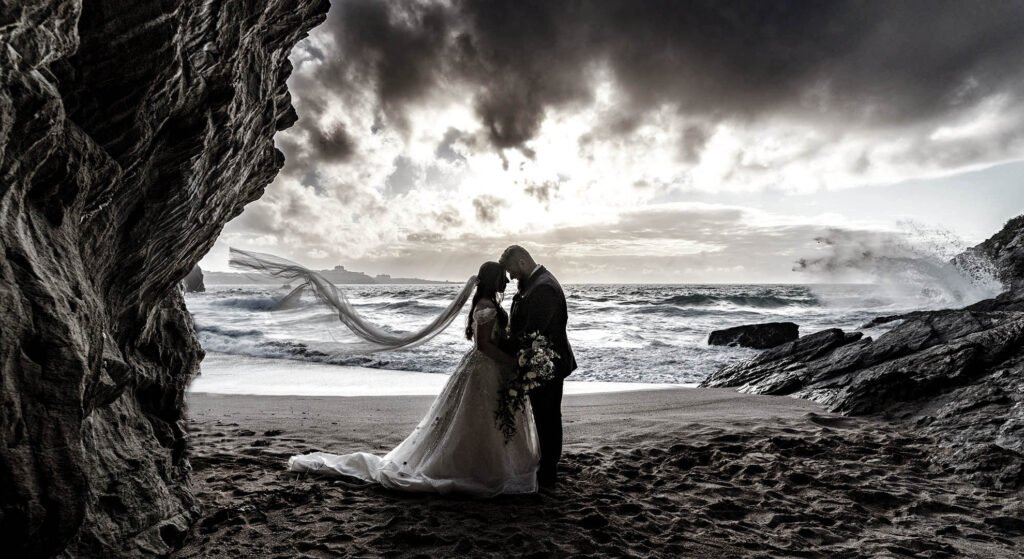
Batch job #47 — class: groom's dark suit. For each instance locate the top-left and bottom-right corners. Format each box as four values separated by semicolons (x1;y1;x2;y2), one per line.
509;265;577;485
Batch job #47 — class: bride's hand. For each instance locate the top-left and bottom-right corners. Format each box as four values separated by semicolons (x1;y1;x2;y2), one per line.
475;318;517;367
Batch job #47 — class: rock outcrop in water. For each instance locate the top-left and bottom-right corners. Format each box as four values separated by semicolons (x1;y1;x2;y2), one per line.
708;322;799;349
183;265;206;293
0;1;327;555
703;215;1024;489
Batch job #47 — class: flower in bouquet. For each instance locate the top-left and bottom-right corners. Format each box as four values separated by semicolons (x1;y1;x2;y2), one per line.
494;332;560;442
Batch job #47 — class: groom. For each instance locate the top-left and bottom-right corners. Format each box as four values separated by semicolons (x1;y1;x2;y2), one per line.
499;245;577;487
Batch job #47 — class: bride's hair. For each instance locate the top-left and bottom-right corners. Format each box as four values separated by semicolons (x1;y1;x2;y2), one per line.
465;261;509;340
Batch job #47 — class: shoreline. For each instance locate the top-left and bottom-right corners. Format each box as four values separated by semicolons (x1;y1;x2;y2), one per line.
191;351;688;398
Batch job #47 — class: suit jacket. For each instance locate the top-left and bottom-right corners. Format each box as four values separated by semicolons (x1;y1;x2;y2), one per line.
509;266;577;379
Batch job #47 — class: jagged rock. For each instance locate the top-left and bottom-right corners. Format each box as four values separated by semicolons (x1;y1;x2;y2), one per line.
717;314;1024;490
862;290;1024;328
0;1;328;556
956;215;1024;291
183;265;205;293
703;329;866;394
965;288;1024;313
703;310;1024;489
708;322;799;349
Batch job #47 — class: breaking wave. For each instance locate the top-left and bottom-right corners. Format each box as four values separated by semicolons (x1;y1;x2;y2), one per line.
796;224;1002;308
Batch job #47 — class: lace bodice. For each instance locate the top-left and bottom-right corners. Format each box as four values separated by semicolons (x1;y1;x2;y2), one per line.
472;301;500;343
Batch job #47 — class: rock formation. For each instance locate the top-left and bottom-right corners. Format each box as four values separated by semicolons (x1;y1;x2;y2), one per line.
0;1;327;556
956;215;1024;291
702;215;1024;489
708;322;799;349
183;265;205;293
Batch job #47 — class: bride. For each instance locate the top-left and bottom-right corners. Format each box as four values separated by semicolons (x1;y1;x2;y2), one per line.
229;250;540;497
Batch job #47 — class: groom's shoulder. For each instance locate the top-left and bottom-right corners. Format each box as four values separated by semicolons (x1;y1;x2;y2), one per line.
532;268;566;296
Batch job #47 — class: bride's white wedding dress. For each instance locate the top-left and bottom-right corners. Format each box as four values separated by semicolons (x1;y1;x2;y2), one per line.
287;300;540;496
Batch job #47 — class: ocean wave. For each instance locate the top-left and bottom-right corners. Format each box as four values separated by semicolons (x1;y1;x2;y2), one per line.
629;305;765;318
268;311;346;327
377;300;445;314
198;328;330;360
574;295;613;303
574;303;625;314
209;296;281;311
795;226;1001;307
188;282;933;387
196;324;266;338
659;293;819;308
198;327;458;375
378;289;461;301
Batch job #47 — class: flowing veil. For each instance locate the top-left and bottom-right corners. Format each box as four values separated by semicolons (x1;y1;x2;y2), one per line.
228;248;477;353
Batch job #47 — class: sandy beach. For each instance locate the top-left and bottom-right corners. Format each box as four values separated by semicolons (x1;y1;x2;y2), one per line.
175;388;1023;558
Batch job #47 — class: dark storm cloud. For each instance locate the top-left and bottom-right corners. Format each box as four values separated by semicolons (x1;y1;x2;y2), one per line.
524;181;559;204
680;125;710;163
287;0;1024;167
276;0;454;186
275;121;354;189
309;123;355;162
472;195;506;223
317;0;450;123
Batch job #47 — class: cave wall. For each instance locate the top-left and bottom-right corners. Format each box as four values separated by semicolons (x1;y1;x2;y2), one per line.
0;0;328;555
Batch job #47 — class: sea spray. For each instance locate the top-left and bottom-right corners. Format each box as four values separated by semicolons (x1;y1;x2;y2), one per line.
795;224;1002;308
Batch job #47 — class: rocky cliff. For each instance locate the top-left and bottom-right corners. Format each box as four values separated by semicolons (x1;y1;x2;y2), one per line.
183;266;205;293
0;1;327;556
702;215;1024;489
958;215;1024;291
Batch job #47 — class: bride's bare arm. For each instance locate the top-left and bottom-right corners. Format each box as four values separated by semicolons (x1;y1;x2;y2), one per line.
475;317;516;366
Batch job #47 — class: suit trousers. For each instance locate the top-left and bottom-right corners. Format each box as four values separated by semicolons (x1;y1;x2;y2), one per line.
528;378;564;484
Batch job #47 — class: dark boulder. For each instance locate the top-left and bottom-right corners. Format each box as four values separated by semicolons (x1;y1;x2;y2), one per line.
0;0;328;556
183;265;206;293
708;322;799;349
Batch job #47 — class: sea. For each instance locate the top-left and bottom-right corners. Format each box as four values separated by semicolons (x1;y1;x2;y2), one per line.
184;280;996;387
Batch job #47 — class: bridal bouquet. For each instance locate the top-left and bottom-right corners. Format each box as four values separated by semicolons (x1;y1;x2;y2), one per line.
495;332;560;443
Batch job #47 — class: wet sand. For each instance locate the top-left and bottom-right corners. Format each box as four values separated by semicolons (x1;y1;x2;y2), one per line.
175;389;1023;558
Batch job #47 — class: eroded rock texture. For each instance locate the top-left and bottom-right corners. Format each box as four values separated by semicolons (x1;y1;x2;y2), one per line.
703;215;1024;489
182;266;205;293
958;215;1024;291
0;1;327;555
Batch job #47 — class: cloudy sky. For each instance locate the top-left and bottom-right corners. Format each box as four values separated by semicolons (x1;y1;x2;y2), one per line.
201;0;1024;283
